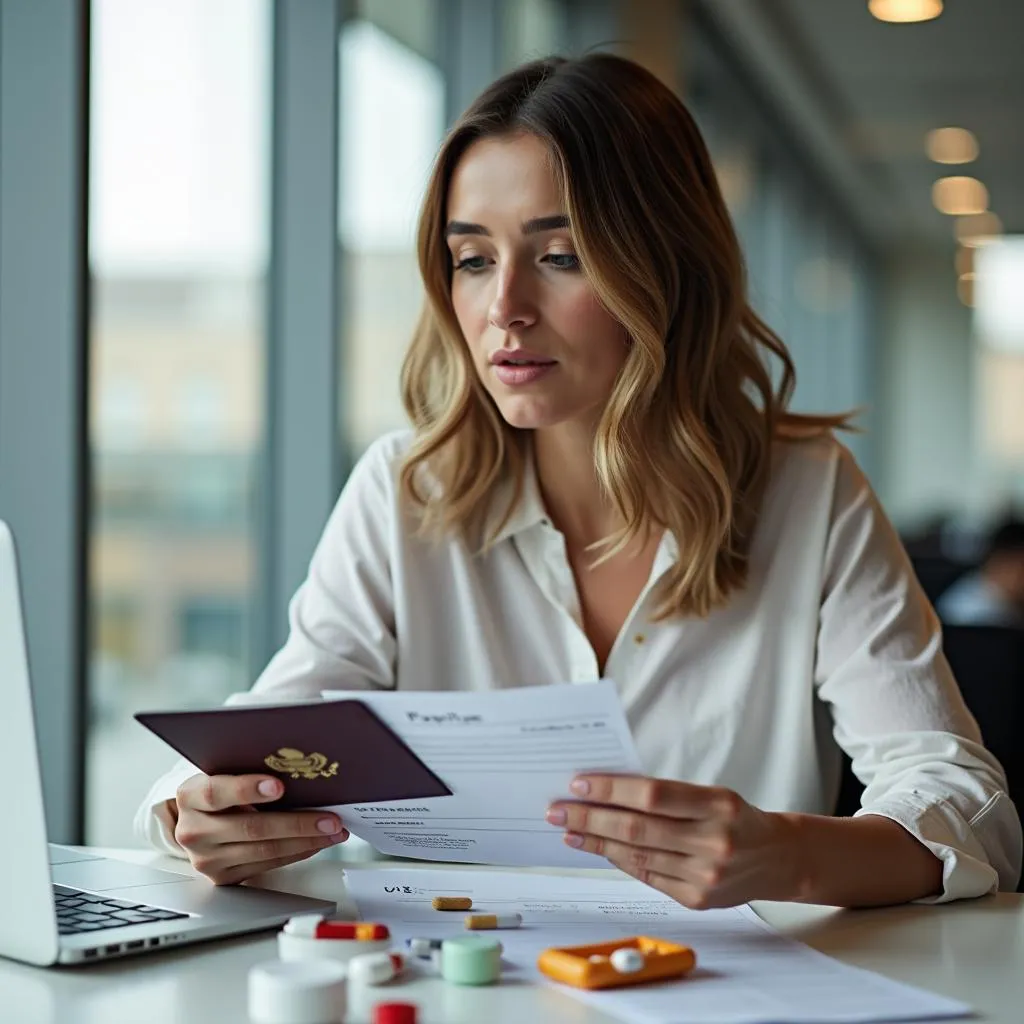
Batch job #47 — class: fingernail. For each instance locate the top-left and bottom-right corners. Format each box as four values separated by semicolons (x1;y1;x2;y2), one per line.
564;832;584;848
317;817;342;834
570;778;590;797
545;808;567;826
258;780;281;797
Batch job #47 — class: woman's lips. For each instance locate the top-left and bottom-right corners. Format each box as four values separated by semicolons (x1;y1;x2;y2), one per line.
492;362;557;386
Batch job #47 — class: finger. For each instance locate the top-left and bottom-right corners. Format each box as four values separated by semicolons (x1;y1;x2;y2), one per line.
177;773;286;813
576;834;762;910
196;809;347;848
565;830;708;906
195;833;344;882
566;832;694;882
567;775;740;822
209;848;331;887
620;865;720;911
548;803;688;854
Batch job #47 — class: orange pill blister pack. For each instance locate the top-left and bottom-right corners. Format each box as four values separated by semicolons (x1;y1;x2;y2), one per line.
537;936;696;990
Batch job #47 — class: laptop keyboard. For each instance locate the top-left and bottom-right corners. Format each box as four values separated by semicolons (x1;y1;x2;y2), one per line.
53;883;189;935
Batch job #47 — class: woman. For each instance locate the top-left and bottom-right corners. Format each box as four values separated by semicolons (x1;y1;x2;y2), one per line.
136;54;1021;906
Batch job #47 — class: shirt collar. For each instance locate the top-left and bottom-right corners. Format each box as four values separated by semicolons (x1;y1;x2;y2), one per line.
480;444;681;566
482;443;550;549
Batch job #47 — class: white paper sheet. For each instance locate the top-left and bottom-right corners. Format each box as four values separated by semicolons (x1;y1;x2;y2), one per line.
343;867;970;1024
319;682;642;867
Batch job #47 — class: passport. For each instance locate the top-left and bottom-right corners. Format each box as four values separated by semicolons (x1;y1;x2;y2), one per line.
135;699;453;809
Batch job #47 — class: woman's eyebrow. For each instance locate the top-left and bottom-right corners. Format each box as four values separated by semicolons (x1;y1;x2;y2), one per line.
444;214;570;238
445;220;489;238
522;214;569;234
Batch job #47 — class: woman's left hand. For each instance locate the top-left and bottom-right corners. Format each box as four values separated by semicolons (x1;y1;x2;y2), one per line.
546;774;803;909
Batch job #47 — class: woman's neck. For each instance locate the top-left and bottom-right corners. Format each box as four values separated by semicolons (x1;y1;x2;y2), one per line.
532;424;620;548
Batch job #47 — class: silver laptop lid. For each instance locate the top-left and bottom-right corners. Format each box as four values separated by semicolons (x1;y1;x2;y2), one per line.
0;520;60;965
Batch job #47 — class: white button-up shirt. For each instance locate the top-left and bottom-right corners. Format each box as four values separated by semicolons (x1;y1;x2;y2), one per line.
136;430;1022;902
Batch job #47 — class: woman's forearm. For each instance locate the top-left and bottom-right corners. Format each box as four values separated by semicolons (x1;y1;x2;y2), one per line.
778;812;944;907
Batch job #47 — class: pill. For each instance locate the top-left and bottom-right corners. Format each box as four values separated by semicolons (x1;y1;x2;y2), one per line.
440;936;503;986
588;954;608;963
464;913;522;930
610;947;646;973
348;951;405;985
406;937;444;958
432;896;473;911
373;1002;419;1024
283;916;389;941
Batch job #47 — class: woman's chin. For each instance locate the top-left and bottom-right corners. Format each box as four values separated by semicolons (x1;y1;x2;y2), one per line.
498;405;562;431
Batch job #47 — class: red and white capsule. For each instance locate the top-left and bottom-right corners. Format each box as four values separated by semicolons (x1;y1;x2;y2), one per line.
283;914;389;941
348;951;406;985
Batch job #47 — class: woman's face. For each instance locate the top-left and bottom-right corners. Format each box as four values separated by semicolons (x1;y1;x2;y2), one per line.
445;133;628;434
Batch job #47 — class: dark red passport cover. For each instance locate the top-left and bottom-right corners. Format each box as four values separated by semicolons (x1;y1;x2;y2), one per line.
134;700;453;809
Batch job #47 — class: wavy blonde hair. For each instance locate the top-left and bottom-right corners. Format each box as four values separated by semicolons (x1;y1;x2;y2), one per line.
399;54;851;619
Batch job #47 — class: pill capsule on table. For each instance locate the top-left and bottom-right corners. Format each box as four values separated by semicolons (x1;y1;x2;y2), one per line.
406;937;444;958
348;951;405;985
464;913;522;930
432;896;473;911
609;947;646;974
284;916;389;941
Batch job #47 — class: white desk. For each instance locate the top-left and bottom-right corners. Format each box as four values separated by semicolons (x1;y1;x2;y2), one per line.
2;847;1022;1023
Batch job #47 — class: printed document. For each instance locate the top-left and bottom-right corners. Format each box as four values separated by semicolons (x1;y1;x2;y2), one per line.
320;682;642;867
344;867;970;1024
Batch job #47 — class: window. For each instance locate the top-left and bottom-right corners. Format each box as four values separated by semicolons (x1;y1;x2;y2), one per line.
86;0;271;845
338;3;445;458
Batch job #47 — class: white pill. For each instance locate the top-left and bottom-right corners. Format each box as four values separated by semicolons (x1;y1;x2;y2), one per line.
347;951;404;985
588;954;607;964
407;937;443;958
610;948;646;974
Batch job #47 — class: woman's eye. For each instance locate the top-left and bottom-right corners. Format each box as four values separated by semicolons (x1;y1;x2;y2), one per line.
453;255;489;272
543;252;580;271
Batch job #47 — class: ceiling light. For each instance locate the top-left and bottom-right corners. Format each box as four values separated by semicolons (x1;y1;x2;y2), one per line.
957;273;976;308
932;176;989;216
868;0;943;23
926;127;978;164
955;212;1004;247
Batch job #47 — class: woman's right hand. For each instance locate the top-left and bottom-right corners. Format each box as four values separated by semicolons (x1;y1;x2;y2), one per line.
173;772;349;885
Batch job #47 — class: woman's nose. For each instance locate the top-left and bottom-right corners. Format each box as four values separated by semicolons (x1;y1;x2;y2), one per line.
488;270;537;331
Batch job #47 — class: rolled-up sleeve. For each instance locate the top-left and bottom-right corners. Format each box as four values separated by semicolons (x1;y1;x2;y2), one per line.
814;445;1022;901
133;434;403;855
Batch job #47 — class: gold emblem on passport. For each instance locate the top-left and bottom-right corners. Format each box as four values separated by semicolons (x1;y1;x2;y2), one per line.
264;747;339;780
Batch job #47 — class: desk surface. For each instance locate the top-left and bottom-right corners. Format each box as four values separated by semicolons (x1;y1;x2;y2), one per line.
2;847;1023;1023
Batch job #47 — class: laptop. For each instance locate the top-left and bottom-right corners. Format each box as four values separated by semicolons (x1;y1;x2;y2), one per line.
0;520;336;966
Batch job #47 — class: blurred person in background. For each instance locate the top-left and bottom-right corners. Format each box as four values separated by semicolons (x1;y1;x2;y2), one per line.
937;516;1024;629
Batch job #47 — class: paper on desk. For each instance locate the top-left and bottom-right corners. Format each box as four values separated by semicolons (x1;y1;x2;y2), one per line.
343;867;971;1024
319;681;642;867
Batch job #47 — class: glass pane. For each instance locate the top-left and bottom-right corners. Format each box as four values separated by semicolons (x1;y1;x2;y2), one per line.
502;0;565;68
86;0;270;845
339;3;445;458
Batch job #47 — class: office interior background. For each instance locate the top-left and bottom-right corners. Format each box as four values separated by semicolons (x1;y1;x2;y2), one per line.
0;0;1022;848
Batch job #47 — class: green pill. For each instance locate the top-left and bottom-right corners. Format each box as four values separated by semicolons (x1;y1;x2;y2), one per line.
440;935;502;986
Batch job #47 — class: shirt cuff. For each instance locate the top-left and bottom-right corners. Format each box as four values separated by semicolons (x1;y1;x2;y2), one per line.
132;758;200;858
855;790;1021;903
